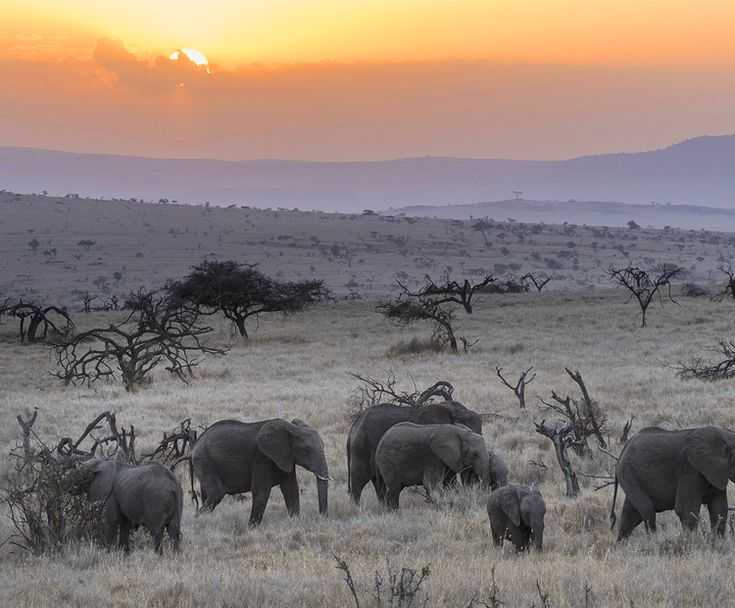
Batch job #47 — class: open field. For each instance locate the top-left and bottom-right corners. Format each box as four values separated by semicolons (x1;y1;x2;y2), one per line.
3;285;735;606
3;191;735;311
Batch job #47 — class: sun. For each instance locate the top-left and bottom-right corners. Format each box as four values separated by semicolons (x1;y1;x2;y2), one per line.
169;48;209;67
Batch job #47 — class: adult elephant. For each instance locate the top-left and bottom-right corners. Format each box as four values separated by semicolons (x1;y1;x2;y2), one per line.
611;426;735;540
72;459;183;554
347;401;483;505
191;418;328;526
375;422;490;509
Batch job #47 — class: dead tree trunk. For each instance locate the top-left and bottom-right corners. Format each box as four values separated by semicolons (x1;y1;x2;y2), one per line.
496;366;536;409
535;420;580;498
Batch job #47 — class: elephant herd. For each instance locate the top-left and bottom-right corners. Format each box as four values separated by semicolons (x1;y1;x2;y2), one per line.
70;399;735;555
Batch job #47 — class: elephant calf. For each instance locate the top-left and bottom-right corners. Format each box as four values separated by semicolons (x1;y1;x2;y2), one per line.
487;485;545;551
375;422;490;510
73;459;183;554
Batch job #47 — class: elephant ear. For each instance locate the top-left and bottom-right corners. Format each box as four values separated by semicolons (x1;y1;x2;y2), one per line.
257;420;295;473
429;428;463;472
686;429;730;490
86;459;116;502
499;488;522;527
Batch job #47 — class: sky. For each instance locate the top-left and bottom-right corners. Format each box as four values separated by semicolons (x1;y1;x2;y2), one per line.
2;1;735;161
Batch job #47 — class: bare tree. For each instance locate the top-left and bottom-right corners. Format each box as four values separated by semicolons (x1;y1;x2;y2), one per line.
496;366;536;409
538;368;607;454
0;300;74;343
717;264;735;300
676;340;735;381
79;291;97;313
349;371;454;411
534;420;580;498
521;273;552;293
396;273;496;314
471;218;493;248
608;265;681;327
53;295;227;391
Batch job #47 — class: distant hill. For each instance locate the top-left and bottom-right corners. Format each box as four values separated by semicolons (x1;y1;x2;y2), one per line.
392;198;735;231
1;135;734;212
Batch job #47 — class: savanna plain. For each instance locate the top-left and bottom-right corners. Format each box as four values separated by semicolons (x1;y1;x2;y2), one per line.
2;194;735;607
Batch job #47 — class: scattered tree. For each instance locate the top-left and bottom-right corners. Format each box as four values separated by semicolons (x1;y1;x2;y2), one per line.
496;366;536;409
0;300;73;343
676;340;735;381
53;293;227;391
396;273;496;314
608;265;682;327
717;264;735;300
167;260;328;338
27;238;40;253
521;272;552;292
377;297;459;352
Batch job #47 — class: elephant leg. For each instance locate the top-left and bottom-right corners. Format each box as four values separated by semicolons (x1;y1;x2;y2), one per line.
249;484;273;527
151;527;164;555
198;476;226;514
118;517;132;553
491;528;503;548
349;464;371;505
706;492;728;536
372;476;387;504
423;467;445;502
384;485;401;510
509;525;530;551
279;472;300;517
675;478;704;532
616;498;643;541
166;520;181;552
621;476;657;533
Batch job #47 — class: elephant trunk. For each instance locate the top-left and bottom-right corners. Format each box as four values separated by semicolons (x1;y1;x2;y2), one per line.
316;476;329;516
475;455;491;490
533;528;544;551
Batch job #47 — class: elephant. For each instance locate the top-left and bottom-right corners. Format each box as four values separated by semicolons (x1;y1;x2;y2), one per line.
487;484;546;551
611;426;735;540
374;422;490;510
191;418;328;526
73;459;183;554
347;400;483;505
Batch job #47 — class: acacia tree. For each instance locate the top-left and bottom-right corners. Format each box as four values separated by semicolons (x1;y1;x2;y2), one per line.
167;260;328;338
608;265;682;327
377;297;459;352
53;293;226;391
397;273;496;314
717;264;735;300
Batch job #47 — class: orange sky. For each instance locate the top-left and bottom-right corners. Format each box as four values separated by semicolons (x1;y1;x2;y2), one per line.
1;1;734;160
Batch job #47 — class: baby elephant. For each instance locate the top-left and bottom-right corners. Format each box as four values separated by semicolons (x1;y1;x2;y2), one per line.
73;459;183;554
375;422;491;509
487;485;545;551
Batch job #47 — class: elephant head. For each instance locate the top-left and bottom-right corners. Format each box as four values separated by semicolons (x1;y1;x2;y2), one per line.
488;450;509;490
429;425;490;488
256;418;329;515
499;486;546;550
440;401;482;435
68;458;118;502
686;427;735;489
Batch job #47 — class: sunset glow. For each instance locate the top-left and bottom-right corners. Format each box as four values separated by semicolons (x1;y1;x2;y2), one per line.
1;1;734;161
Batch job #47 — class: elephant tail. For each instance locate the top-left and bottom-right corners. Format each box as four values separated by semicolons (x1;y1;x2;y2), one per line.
346;436;352;495
609;474;618;530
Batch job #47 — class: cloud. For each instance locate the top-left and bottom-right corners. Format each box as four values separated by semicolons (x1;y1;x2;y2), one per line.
92;38;209;92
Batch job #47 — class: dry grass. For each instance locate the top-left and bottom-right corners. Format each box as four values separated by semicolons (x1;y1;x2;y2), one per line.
2;287;735;606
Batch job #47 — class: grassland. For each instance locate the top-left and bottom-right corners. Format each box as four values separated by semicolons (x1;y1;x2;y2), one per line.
3;193;735;607
2;191;734;310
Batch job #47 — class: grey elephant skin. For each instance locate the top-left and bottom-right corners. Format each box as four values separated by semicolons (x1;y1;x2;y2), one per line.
611;426;735;540
347;401;483;504
487;484;546;551
75;459;183;554
375;422;490;509
191;418;328;526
